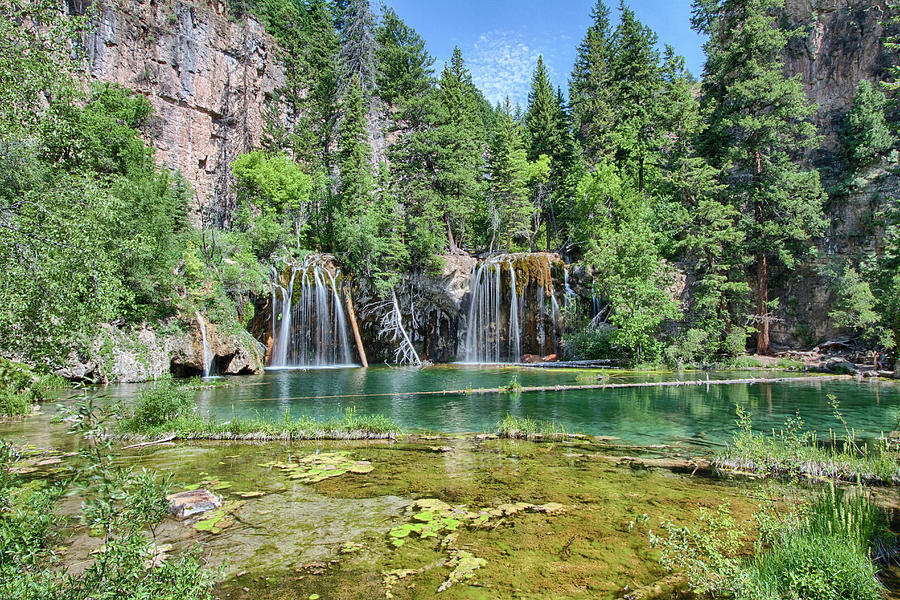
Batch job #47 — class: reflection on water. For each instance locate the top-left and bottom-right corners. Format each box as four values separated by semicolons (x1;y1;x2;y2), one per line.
68;366;900;448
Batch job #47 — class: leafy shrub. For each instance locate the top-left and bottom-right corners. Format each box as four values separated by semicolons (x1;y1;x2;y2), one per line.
126;381;195;428
563;327;614;360
652;485;886;600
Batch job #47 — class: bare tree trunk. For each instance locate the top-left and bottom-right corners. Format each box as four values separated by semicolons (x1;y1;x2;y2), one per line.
757;253;769;355
446;215;459;254
344;289;368;367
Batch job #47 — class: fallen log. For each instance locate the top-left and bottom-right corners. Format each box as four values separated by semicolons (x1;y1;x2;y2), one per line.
122;434;176;449
251;375;853;403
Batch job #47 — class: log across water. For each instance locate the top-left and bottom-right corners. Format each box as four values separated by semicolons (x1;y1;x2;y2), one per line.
256;374;854;402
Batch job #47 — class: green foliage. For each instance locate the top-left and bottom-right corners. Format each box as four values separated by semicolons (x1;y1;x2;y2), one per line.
652;485;885;600
843;79;895;172
716;402;900;483
375;7;434;107
828;262;894;351
576;164;680;362
0;358;69;416
122;381;196;428
0;0;86;138
0;411;214;600
0;81;192;363
695;0;827;354
570;1;614;164
488;99;534;251
563;328;614;360
496;413;568;440
117;403;402;439
232;150;313;216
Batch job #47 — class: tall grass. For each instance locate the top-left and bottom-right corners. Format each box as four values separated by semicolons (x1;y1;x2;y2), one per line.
496;413;568;440
715;401;899;484
652;484;889;600
116;382;401;440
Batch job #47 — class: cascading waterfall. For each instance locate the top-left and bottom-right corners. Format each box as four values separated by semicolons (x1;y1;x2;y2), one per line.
563;266;577;311
195;311;212;377
462;254;560;364
270;255;354;368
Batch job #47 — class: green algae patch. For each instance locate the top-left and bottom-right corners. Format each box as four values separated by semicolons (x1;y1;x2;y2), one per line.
194;500;245;534
259;451;375;483
438;550;487;592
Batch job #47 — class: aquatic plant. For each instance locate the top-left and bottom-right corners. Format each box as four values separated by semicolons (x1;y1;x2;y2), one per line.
121;380;195;427
651;484;887;600
715;402;900;484
117;404;401;441
496;413;568;440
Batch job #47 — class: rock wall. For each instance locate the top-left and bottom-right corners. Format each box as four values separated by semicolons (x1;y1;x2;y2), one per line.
765;0;899;348
83;0;283;224
59;320;265;383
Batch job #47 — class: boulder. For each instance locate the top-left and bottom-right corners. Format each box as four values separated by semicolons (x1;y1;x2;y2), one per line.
167;489;221;519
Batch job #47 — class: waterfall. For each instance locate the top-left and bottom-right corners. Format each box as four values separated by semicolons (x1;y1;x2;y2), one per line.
269;255;355;368
563;265;577;311
462;254;564;363
195;311;212;377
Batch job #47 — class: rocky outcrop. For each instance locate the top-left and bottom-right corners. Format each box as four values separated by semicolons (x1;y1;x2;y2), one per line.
58;319;264;382
82;0;283;224
784;1;893;159
763;1;899;348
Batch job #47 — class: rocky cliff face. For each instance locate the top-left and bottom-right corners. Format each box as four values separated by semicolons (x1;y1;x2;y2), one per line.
83;0;283;224
764;0;899;348
785;1;893;159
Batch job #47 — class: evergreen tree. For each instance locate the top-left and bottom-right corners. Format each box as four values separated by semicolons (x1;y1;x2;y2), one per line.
658;46;750;360
694;0;827;355
881;2;900;91
488;98;533;251
608;1;663;192
526;57;561;249
434;47;486;251
844;79;895;172
526;56;558;161
338;0;377;97
570;0;614;164
375;7;435;107
336;75;375;250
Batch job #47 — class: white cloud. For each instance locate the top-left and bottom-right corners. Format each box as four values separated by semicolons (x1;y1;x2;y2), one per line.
466;30;543;109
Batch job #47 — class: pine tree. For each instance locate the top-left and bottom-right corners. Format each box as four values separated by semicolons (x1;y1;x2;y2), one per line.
375;8;434;108
488;98;533;251
608;1;663;192
434;47;486;251
338;0;377;97
844;79;895;172
882;2;900;91
658;46;749;360
570;0;614;164
694;0;827;355
526;56;558;161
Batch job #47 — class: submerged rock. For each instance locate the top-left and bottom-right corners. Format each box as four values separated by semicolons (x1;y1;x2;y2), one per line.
167;488;222;519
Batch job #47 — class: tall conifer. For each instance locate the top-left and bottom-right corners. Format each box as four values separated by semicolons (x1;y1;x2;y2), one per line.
694;0;826;354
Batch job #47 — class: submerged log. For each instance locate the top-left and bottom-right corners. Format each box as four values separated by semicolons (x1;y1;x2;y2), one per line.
265;375;853;402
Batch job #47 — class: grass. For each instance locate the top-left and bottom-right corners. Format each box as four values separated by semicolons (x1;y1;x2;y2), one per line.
653;484;890;600
115;383;402;440
714;400;899;484
496;413;568;440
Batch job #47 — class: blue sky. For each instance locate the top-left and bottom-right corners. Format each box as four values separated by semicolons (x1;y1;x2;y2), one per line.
381;1;707;108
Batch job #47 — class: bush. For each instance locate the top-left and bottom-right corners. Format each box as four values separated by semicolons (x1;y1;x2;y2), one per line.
127;381;195;427
652;485;886;600
563;327;614;360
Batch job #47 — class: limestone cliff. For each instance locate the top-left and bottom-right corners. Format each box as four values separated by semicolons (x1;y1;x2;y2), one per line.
766;0;898;348
82;0;283;224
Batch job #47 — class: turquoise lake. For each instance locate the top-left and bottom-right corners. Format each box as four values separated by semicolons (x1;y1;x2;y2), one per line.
81;366;900;449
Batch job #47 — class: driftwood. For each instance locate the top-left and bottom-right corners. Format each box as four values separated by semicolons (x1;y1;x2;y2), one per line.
122;434;176;449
